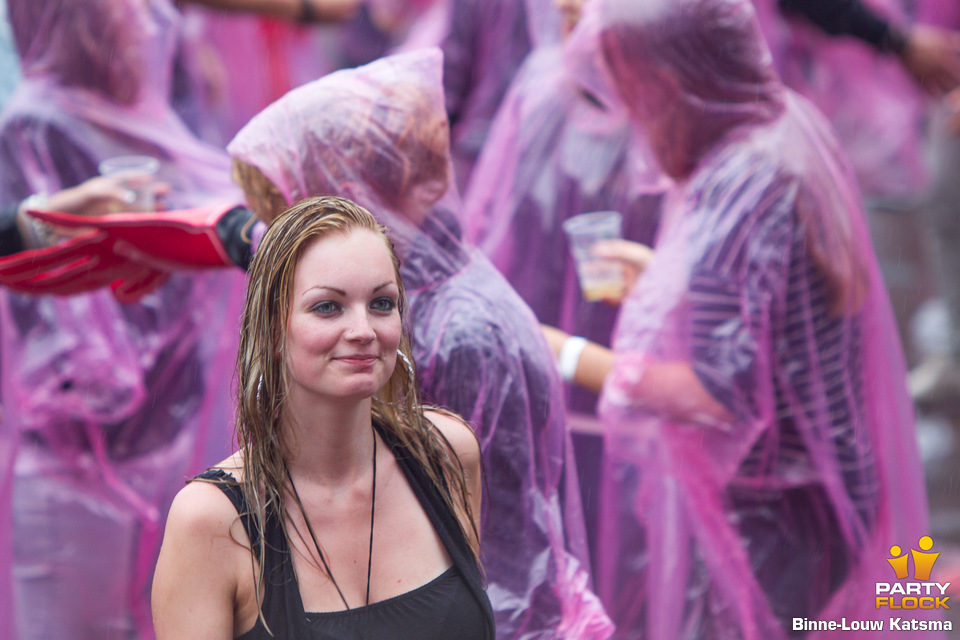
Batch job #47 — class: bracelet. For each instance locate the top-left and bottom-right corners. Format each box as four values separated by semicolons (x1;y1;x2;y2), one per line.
17;193;54;248
557;336;588;383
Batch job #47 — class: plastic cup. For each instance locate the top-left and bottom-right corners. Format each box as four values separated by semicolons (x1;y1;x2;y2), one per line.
98;155;160;212
562;210;625;301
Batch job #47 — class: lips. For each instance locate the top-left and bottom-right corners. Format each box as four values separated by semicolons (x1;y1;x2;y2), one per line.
334;354;378;365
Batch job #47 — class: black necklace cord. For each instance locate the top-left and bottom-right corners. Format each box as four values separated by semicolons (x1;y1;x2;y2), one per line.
285;423;377;611
366;423;376;607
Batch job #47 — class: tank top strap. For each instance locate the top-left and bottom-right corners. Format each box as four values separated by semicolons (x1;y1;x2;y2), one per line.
374;421;495;639
193;468;263;555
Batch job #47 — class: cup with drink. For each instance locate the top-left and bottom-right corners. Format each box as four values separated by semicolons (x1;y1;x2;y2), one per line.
562;210;626;302
97;155;160;212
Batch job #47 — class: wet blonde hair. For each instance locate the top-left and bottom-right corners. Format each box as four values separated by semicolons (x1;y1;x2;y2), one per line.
232;195;480;627
232;159;289;224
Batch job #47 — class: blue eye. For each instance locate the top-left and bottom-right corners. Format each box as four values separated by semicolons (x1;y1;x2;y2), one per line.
312;301;341;315
370;297;397;313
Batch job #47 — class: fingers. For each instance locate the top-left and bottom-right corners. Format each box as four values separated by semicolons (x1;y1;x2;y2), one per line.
111;267;170;304
590;238;655;270
0;232;109;281
0;231;154;299
589;239;654;302
0;252;121;296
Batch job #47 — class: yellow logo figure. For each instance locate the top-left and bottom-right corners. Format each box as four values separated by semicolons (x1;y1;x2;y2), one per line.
912;536;940;581
887;536;940;581
877;536;950;612
887;545;909;580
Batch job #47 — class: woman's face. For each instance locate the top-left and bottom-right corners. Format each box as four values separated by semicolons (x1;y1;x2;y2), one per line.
284;229;402;406
398;177;448;227
604;44;693;177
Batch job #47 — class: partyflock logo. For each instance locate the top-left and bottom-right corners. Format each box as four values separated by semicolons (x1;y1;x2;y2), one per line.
793;536;953;632
876;536;950;610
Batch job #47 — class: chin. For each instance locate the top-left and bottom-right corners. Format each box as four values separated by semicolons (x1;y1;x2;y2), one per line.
334;377;391;401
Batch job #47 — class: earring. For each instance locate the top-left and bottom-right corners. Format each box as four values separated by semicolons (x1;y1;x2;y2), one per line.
397;349;415;378
256;375;263;403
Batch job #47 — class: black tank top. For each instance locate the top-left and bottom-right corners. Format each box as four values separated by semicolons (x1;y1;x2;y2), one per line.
196;425;494;640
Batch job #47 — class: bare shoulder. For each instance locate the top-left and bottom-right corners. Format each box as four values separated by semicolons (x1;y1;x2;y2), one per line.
153;462;254;639
422;409;483;547
423;408;480;469
163;484;237;551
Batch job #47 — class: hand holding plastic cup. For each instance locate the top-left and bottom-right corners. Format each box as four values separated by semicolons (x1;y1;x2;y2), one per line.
97;155;160;212
562;210;626;302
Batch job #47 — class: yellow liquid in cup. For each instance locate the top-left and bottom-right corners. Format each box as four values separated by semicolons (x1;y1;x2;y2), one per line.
578;260;625;301
582;279;625;301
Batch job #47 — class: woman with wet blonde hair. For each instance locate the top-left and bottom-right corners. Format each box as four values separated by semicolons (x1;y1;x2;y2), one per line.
9;48;612;638
152;194;493;639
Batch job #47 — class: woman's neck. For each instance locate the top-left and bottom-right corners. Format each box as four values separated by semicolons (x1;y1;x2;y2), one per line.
282;397;376;487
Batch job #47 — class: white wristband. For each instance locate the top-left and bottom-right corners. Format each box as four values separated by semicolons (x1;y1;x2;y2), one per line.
17;193;53;248
557;336;588;383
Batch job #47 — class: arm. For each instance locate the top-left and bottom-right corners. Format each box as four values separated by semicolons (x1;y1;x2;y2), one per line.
541;325;733;424
0;204;252;302
780;0;960;94
178;0;358;22
541;324;615;394
424;409;482;549
152;481;248;640
779;0;898;48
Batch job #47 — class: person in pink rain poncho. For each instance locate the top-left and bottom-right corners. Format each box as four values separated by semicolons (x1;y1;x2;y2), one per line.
548;0;941;637
462;0;666;391
461;0;668;569
225;48;613;639
752;0;932;204
0;0;245;638
436;0;534;192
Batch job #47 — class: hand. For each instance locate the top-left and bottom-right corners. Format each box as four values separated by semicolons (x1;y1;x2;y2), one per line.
47;175;171;217
898;25;960;96
0;202;242;303
589;239;654;303
27;203;241;270
0;231;169;303
39;176;172;242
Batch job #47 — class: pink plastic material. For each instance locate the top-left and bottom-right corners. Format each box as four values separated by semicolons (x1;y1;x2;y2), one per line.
178;6;340;144
753;0;928;201
437;0;533;191
916;0;960;29
0;1;245;638
462;36;667;372
228;48;614;639
583;0;939;637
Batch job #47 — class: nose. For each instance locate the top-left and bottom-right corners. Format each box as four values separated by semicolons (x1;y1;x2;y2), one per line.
346;309;376;342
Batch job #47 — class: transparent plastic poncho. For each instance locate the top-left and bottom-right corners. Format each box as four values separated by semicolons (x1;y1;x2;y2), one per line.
752;0;928;202
575;0;939;637
227;48;613;639
461;22;668;379
0;1;245;637
179;4;351;145
436;0;532;191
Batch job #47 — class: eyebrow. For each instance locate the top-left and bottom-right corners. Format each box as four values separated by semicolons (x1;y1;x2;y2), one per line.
304;282;397;297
